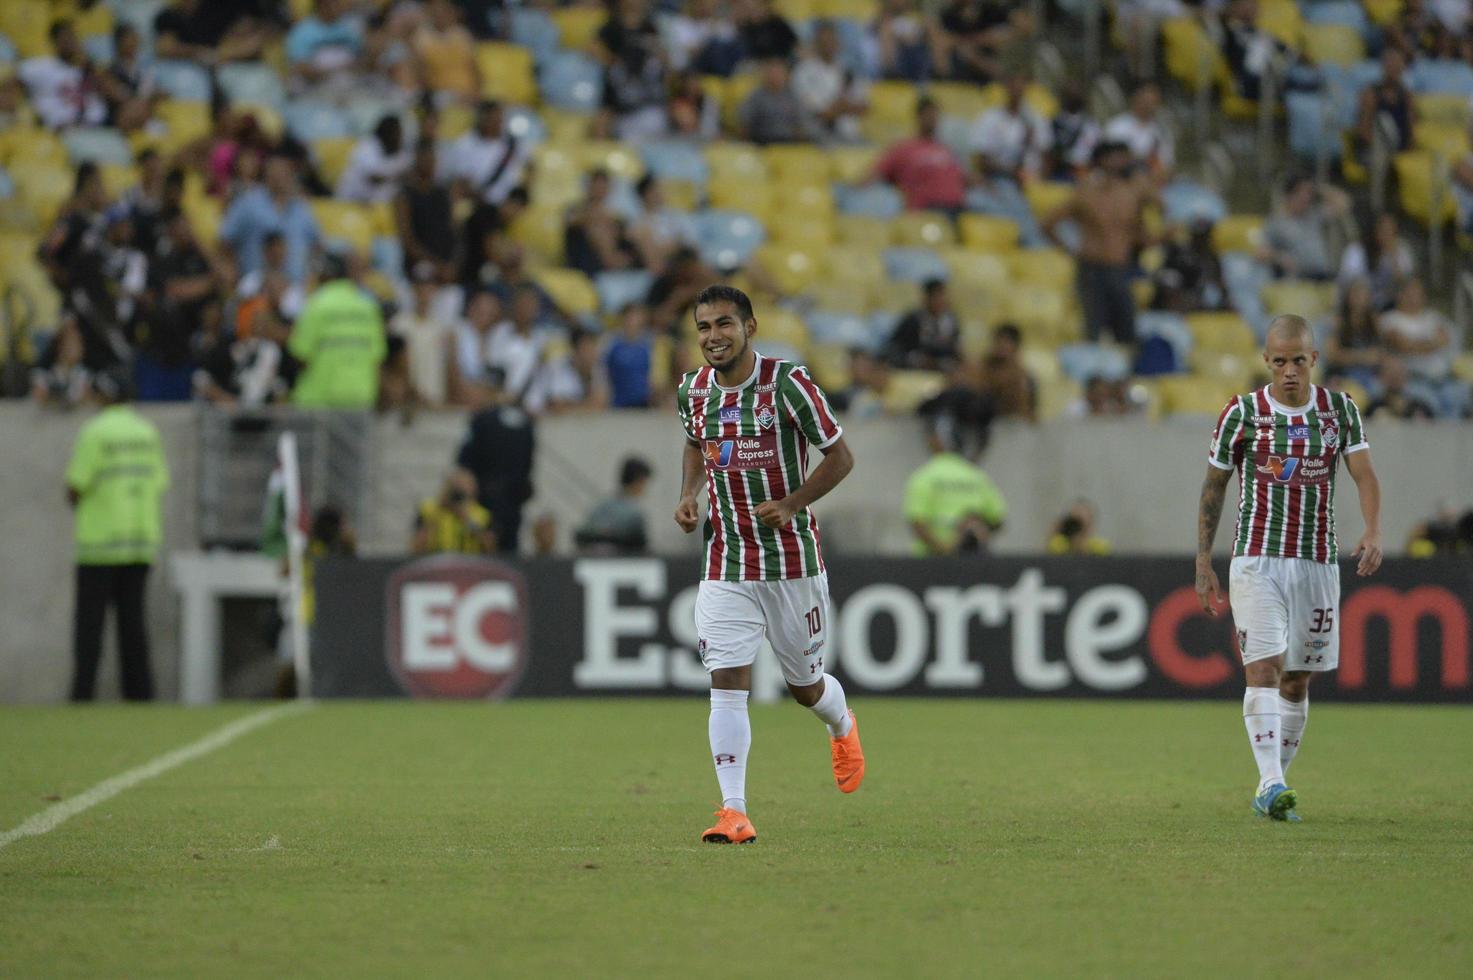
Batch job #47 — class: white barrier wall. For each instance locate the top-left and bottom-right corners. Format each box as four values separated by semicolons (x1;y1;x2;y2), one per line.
2;402;1469;702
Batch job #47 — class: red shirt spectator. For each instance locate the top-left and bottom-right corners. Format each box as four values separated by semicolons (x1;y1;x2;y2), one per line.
873;97;966;210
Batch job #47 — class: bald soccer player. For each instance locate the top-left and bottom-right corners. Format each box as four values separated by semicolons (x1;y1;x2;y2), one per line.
1194;314;1383;821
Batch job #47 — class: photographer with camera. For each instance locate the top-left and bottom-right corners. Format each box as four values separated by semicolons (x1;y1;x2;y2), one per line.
411;469;497;556
1047;499;1112;556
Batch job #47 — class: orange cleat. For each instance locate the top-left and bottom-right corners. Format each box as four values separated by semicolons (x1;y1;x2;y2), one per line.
831;710;865;793
701;808;757;844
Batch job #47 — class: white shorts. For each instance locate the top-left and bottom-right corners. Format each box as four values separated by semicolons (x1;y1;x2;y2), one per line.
1229;556;1340;671
694;573;830;687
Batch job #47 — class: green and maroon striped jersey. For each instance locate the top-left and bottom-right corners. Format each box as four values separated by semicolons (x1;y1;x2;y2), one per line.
677;353;843;581
1208;385;1368;563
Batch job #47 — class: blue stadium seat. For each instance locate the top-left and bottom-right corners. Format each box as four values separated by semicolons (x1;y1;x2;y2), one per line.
595;270;654;313
83;33;114;65
216;62;286;111
759;341;807;364
1304;1;1369;35
1057;343;1132;383
868;311;901;349
510;9;560;64
1135;311;1194;366
0;165;14;199
344;98;404;138
62;127;134;165
695;210;766;270
835;184;903;218
152;59;212;102
1317;61;1382;121
1161;180;1228;225
285;101;353;143
882;247;948;283
640;141;710;184
1409;60;1473;99
1286;92;1342;162
806;311;875;350
539;52;604;112
371;236;403;279
0;34;17;66
505;107;547;146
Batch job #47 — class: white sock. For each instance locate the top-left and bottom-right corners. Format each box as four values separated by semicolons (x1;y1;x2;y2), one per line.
1244;687;1284;793
1279;695;1307;775
708;689;750;814
809;674;852;738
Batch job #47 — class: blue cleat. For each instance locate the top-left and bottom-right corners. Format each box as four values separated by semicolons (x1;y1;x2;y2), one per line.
1284;809;1302;823
1251;783;1298;821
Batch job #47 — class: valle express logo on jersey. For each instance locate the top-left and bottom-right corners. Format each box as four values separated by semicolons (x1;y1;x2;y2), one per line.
704;433;780;471
1259;452;1333;485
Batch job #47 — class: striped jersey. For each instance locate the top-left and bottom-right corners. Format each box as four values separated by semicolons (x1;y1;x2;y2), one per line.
678;353;843;581
1207;385;1368;563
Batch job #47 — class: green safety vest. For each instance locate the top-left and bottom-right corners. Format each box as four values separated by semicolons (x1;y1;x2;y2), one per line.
289;280;387;409
65;405;170;565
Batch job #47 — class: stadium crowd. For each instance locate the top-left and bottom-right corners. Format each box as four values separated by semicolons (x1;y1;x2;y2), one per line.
0;0;1470;434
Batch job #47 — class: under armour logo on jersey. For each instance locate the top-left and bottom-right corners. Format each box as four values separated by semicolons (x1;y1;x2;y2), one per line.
713;754;738;765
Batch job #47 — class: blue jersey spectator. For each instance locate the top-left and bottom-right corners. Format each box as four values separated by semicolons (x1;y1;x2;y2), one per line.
220;156;321;284
605;303;655;408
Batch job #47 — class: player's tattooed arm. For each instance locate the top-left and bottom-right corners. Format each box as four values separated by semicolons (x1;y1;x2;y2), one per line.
1194;465;1232;614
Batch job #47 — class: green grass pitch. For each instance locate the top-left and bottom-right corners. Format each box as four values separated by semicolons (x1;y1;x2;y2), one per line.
2;699;1471;977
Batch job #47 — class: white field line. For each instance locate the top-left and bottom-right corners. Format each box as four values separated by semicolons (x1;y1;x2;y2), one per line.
0;701;314;851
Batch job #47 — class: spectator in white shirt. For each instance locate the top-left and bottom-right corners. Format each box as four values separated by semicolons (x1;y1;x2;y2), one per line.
1103;82;1174;179
17;20;109;130
441;100;531;208
391;263;456;406
336;115;413;204
525;328;611;415
630;175;697;274
485;285;553;404
968;71;1050;246
1337;212;1415;310
664;0;739;72
792;20;869;143
1378;277;1455;381
451;289;507;406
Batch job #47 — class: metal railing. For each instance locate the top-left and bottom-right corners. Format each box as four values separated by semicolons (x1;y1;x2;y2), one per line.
197;407;373;549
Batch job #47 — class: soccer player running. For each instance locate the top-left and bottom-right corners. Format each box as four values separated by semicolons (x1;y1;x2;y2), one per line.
674;285;864;844
1195;314;1382;822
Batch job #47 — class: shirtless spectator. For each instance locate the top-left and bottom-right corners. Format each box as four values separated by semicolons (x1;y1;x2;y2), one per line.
1043;142;1152;347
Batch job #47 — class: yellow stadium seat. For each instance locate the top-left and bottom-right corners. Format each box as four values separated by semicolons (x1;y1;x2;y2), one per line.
1302;23;1364;67
1190;351;1257;392
99;163;140;199
435;104;474;140
708;179;771;213
806;342;853;394
509;206;565;264
827;145;880;185
1255;0;1303;49
803;279;873;315
929;82;991;121
884;370;948;413
532;267;598;315
1161;17;1227;94
1393;151;1457;227
1157;376;1239;416
7;161;73;227
867;81;922;123
1023;181;1075;221
311;200;376;253
1037;377;1083;421
957;214;1021;252
1008;249;1076;290
185;195;222;247
152;100;212;156
861;115;914;145
541;108;591;145
772;181;834;219
1021;344;1063;386
721;73;761;131
1453;352;1473;383
0;1;50;59
1362;0;1403;27
836;215;892;250
1186;311;1258;356
755;243;823;294
815;0;879;19
661;180;701;211
705;142;768;182
757;308;811;351
576;140;645;182
0;128;67;168
940;249;1009;294
772;0;819;21
1211;214;1265;254
978;82;1061;120
763;145;828;182
892;210;956;247
1003;285;1074;343
766;214;834;249
1261;280;1337;322
313;137;357;189
1414;123;1471;161
550;7;606;53
823;246;886;290
1415;93;1471;129
475;43;537;105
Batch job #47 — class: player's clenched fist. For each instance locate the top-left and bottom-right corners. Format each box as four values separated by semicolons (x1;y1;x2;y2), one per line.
674;495;700;533
1194;556;1225;616
755;498;798;529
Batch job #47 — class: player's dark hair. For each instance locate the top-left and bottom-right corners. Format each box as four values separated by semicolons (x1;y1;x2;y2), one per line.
50;19;72;43
1091;140;1128;166
923;278;946;296
693;284;754;323
620;457;652;488
995;323;1022;345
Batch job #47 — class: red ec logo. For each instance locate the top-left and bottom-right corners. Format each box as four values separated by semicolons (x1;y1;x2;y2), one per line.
385;556;529;699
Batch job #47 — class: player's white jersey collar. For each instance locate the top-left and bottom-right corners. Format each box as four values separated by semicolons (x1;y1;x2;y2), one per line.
1263;384;1316;416
714;353;763;392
